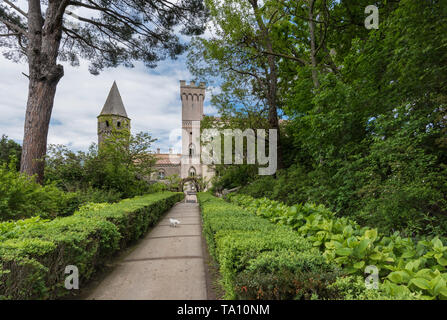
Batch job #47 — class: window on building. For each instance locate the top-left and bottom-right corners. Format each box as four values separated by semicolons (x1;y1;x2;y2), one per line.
117;121;121;128
158;170;166;180
105;120;110;127
189;167;196;177
189;143;195;157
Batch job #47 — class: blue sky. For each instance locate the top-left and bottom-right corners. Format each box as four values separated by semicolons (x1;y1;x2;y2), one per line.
0;52;217;154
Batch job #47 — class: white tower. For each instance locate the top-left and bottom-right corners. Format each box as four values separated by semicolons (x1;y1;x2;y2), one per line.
180;80;205;179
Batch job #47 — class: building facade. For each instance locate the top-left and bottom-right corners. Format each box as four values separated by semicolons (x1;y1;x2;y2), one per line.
98;80;214;187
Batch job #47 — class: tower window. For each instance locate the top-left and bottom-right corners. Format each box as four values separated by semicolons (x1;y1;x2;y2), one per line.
189;167;196;177
117;121;121;128
106;120;110;127
189;143;195;157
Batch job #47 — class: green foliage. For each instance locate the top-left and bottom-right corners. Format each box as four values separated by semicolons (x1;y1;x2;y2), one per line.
0;164;83;221
327;276;419;300
0;191;184;299
229;194;447;299
195;0;447;237
0;135;21;171
166;174;182;192
73;187;123;204
275;0;447;236
148;182;169;193
0;217;49;242
45;130;157;199
0;216;120;300
234;249;341;300
198;193;340;300
211;165;259;194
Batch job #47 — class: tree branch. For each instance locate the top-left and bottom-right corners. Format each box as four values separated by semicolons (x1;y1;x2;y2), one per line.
262;50;307;66
3;0;28;17
0;32;20;37
0;16;27;36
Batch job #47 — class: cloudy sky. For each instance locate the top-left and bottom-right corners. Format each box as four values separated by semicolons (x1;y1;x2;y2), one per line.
0;53;217;154
0;1;217;154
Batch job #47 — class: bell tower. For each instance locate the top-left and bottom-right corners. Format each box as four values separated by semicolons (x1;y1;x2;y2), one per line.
180;80;205;179
97;81;131;145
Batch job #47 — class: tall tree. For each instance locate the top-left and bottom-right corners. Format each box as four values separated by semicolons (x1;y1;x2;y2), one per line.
0;0;207;183
188;0;286;170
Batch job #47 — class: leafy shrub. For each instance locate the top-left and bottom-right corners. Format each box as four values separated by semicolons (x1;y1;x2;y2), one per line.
0;191;184;299
0;165;83;221
148;182;168;193
199;193;278;258
0;217;49;241
229;194;447;300
198;193;340;300
0;217;120;300
327;276;419;300
45;131;157;199
0;135;21;171
74;187;123;205
234;249;341;300
211;165;259;194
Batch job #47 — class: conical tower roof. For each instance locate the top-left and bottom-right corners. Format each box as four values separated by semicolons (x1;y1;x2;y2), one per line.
99;81;128;118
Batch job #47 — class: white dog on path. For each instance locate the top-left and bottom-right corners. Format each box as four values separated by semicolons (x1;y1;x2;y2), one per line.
169;218;180;228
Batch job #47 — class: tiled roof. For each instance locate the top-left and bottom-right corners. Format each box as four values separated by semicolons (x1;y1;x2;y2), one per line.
155;153;181;165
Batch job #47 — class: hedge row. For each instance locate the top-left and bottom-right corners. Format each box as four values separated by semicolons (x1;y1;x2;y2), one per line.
0;191;184;300
197;192;343;300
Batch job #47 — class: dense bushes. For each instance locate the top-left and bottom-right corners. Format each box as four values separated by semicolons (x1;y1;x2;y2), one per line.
0;191;184;299
0;135;21;171
203;0;447;238
236;161;447;238
45;131;157;199
198;193;341;300
0;164;84;221
229;194;447;300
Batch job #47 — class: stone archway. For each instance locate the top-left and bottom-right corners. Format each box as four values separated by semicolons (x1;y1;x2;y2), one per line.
181;176;201;193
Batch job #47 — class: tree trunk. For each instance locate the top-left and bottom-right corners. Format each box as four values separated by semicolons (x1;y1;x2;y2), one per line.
20;0;67;183
309;0;320;89
21;72;63;183
249;0;283;170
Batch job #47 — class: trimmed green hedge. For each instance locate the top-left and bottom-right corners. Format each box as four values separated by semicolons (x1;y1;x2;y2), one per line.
198;192;341;299
0;192;184;300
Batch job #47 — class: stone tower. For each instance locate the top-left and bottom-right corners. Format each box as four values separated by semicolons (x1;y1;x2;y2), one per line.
97;81;131;145
180;80;211;180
